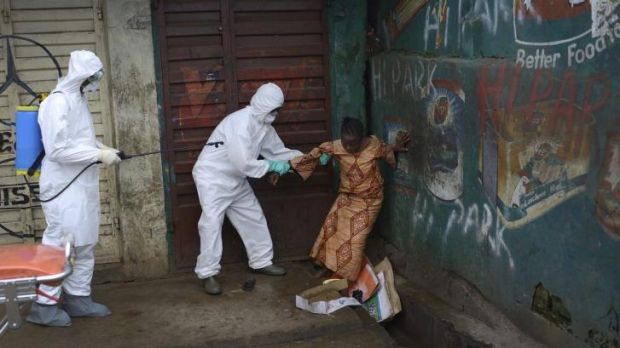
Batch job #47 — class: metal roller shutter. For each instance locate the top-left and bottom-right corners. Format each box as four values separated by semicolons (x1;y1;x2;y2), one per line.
155;0;334;268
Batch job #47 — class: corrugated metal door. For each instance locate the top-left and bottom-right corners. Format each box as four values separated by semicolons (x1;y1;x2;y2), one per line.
155;0;333;268
0;0;121;264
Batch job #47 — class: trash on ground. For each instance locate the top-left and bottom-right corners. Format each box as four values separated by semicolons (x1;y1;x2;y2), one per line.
347;258;379;303
295;278;360;314
295;257;402;322
242;277;255;292
362;257;402;322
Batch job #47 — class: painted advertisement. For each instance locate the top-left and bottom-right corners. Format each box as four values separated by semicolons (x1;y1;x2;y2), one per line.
514;0;620;69
422;80;465;201
482;99;593;229
478;62;610;229
514;0;593;45
591;0;620;37
596;132;620;239
385;119;412;182
371;55;464;201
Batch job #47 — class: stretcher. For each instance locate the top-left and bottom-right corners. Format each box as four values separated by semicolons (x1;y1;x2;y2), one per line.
0;243;72;336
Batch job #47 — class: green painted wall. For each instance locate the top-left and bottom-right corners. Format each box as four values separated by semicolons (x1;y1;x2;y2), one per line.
327;0;367;135
367;0;620;346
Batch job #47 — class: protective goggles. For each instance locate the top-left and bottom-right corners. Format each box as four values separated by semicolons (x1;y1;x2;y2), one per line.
87;69;104;84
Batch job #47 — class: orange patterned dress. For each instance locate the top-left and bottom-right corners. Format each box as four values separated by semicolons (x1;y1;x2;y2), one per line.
291;136;396;281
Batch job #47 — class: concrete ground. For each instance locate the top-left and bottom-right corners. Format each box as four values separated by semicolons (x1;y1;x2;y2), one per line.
1;261;397;348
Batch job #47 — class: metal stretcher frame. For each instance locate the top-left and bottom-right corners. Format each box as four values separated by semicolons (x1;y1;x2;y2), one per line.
0;243;72;336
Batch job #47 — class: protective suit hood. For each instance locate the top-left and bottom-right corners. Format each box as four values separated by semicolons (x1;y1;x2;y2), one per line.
54;50;103;95
250;83;283;124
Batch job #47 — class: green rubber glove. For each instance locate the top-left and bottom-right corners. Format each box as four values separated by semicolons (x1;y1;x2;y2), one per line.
267;160;291;176
319;153;330;166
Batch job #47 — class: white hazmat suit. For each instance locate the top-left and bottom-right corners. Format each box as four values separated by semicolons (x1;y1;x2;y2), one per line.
27;50;119;326
192;83;302;279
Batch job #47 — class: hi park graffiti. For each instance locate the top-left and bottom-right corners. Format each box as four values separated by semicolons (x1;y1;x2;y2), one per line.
411;192;516;269
371;55;437;101
422;0;513;50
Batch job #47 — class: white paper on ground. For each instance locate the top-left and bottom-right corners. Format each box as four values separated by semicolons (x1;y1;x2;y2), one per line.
295;295;361;314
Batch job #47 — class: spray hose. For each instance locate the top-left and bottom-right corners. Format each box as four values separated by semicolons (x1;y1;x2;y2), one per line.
27;141;225;204
33;162;99;203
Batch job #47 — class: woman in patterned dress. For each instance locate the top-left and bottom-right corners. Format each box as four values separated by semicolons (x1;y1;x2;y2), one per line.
291;118;410;281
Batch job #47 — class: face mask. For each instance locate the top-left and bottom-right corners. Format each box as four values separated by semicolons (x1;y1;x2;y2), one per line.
263;110;277;124
83;79;101;93
82;69;104;93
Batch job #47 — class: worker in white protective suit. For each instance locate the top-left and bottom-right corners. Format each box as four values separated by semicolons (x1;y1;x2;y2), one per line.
26;50;122;327
192;82;301;295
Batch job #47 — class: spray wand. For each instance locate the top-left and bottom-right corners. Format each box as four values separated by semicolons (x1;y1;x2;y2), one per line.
26;142;225;203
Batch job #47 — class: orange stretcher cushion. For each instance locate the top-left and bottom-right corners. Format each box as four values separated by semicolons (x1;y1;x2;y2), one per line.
0;244;66;280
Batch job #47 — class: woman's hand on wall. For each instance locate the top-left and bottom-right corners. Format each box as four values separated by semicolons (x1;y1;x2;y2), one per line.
394;131;411;152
